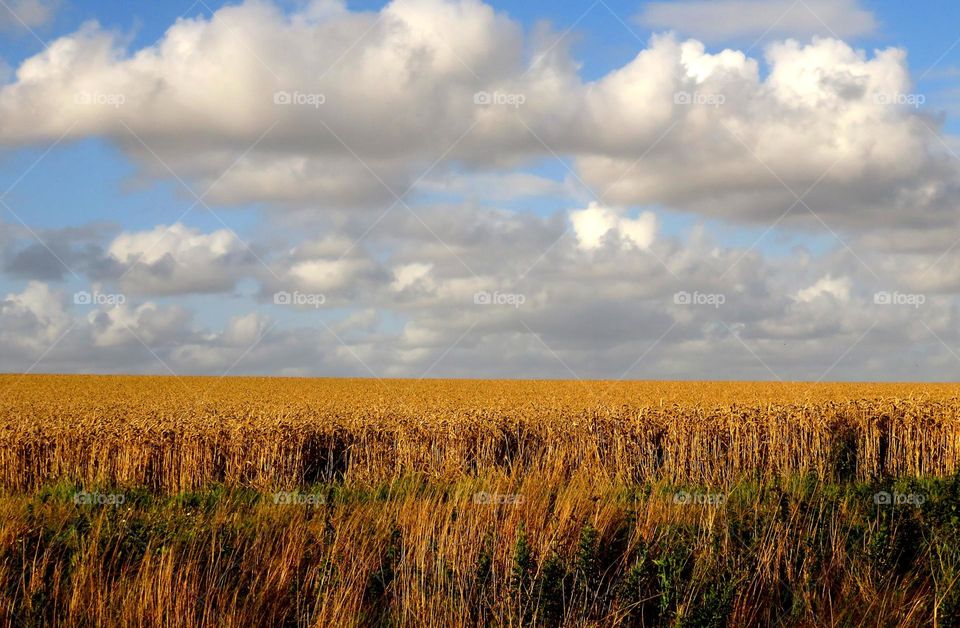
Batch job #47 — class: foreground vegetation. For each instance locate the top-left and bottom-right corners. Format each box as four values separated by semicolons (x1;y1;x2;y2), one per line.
1;375;960;625
3;473;960;626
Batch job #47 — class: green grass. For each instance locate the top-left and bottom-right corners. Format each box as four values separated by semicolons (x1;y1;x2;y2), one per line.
2;473;960;626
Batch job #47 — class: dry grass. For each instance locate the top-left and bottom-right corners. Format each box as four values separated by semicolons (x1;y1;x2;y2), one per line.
1;375;959;626
0;375;958;491
2;470;957;626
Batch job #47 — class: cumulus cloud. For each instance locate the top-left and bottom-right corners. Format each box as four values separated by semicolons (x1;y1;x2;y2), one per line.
88;301;192;348
570;203;656;251
102;223;256;296
0;0;950;236
392;262;434;292
0;207;958;381
220;312;270;347
258;233;391;304
575;36;958;233
0;281;197;372
0;0;958;381
0;0;525;207
0;281;71;354
795;275;852;302
0;0;58;31
1;223;113;281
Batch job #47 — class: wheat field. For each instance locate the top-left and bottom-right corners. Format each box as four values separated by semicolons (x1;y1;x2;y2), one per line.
1;375;959;490
1;375;959;626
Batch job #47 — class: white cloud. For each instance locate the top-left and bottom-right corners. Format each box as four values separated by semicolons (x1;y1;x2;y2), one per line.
571;203;656;250
795;274;852;302
0;0;58;31
0;213;957;382
221;312;269;347
0;281;71;352
576;36;956;232
289;258;373;293
0;2;948;235
89;301;192;347
108;223;236;266
0;1;959;382
105;223;252;295
391;262;434;292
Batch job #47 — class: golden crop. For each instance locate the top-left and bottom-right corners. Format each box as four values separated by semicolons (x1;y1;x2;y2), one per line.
2;375;960;625
1;374;958;491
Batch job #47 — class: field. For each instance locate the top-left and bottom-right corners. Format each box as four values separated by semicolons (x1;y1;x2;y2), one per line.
1;375;960;626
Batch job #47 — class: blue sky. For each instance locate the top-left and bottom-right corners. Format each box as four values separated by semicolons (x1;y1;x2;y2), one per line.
6;0;958;82
4;0;958;195
4;0;957;232
0;0;958;380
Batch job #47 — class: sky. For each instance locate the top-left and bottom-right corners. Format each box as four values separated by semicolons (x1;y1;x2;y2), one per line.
0;0;959;381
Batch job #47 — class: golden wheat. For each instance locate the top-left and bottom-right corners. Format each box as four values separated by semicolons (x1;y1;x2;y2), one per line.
0;375;958;491
2;375;959;625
